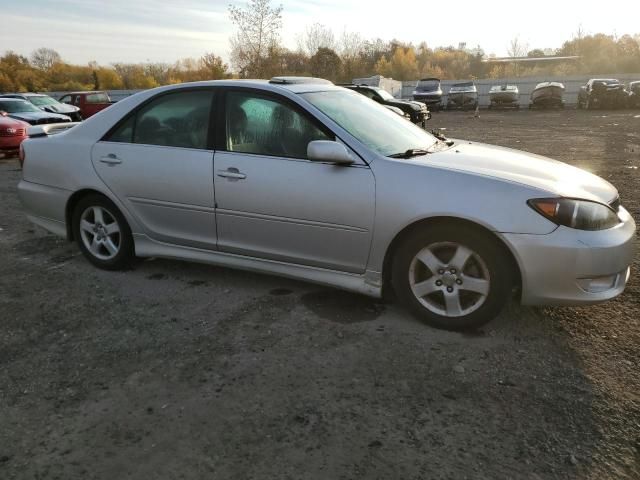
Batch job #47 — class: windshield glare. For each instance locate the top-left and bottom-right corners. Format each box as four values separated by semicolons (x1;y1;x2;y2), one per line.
376;89;394;100
0;100;40;113
301;89;437;157
29;96;59;107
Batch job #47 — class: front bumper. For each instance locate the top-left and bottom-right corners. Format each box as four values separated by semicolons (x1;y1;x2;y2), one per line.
503;207;636;306
0;136;27;151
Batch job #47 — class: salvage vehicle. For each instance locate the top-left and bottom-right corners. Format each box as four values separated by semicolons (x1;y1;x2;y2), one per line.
625;81;640;108
446;82;479;110
384;105;411;120
342;84;430;126
0;114;29;159
0;98;72;125
577;79;628;109
412;78;443;111
0;93;82;121
18;78;636;331
529;82;565;109
488;85;519;109
58;91;113;119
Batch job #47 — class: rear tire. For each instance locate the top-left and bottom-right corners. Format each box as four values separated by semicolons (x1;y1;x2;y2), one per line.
392;225;513;330
72;194;135;270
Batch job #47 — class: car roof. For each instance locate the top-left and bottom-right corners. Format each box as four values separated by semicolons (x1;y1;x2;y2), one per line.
418;78;440;82
127;79;342;96
67;91;108;95
0;98;28;102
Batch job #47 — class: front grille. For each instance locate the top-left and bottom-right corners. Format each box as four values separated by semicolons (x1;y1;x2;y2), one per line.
0;128;25;137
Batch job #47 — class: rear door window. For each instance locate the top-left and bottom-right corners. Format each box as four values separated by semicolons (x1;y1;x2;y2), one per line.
105;90;215;150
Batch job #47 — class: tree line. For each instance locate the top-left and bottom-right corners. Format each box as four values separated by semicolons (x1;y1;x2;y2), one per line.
1;0;639;93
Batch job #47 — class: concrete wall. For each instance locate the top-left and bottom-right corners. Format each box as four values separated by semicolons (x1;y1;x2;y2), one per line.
401;73;640;107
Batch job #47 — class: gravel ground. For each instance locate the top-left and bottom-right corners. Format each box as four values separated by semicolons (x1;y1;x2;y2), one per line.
0;109;638;479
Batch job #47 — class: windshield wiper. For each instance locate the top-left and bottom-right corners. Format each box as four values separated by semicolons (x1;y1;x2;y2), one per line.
388;148;431;159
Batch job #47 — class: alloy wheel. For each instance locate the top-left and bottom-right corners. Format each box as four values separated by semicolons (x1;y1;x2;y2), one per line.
408;241;491;317
79;206;121;261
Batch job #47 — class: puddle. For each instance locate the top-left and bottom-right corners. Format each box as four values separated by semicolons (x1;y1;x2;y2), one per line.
269;288;293;296
146;273;166;280
460;329;486;338
301;289;385;323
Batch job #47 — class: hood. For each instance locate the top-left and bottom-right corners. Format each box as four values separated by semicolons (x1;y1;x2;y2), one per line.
387;98;426;111
412;141;618;204
40;103;79;114
0;116;29;129
9;112;71;123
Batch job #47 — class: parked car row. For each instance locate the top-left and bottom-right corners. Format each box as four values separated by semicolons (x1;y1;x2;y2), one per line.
410;77;640;110
339;84;431;126
577;79;640;109
0;91;114;160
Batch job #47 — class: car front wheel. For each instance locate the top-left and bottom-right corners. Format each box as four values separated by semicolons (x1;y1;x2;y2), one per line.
72;194;134;270
392;225;513;330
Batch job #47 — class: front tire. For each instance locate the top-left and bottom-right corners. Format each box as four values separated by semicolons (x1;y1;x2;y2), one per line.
72;194;135;270
392;225;513;330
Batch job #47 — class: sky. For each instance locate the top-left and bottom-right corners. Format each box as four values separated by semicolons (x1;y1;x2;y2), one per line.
2;0;638;66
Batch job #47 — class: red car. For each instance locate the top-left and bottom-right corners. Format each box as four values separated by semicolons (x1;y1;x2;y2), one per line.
58;91;113;119
0;113;29;161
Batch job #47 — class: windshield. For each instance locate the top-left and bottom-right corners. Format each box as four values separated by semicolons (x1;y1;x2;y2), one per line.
0;100;41;113
376;89;394;100
28;96;59;107
301;89;437;157
416;80;439;91
86;93;110;104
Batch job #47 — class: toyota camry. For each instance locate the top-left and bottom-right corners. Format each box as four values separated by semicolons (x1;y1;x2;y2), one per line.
17;77;636;330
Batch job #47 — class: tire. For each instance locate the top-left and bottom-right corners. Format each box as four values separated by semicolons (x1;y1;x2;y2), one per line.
391;225;513;330
72;194;135;270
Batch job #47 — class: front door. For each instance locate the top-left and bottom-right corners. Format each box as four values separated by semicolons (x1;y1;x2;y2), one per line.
214;89;375;274
92;89;217;249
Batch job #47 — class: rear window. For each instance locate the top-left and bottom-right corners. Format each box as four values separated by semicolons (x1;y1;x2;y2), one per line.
86;93;110;104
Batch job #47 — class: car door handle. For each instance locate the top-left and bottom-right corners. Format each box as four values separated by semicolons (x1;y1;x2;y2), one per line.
99;154;122;165
217;168;246;180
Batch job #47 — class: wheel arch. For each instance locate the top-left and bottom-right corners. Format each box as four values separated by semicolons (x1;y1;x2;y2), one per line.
381;216;523;298
65;188;122;241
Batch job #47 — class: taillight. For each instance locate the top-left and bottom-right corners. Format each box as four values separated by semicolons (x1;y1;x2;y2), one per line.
19;143;25;167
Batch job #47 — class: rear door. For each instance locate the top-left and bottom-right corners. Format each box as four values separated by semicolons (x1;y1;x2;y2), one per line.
213;88;375;273
91;88;217;249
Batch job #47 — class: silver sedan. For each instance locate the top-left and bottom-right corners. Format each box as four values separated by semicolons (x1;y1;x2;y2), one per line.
18;77;636;330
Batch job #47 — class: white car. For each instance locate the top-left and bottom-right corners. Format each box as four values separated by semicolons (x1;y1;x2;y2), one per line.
17;77;636;330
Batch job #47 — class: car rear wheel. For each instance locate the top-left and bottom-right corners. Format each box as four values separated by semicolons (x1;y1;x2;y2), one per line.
72;194;134;270
392;225;513;330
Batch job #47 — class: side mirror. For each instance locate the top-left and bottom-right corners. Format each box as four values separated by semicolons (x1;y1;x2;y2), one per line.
307;140;355;165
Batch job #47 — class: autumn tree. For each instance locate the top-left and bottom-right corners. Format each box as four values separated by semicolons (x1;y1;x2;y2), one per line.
298;23;335;56
228;0;283;77
309;47;342;81
507;36;529;57
31;48;62;70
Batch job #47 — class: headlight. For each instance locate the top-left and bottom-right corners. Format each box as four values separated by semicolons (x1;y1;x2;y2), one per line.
528;198;621;231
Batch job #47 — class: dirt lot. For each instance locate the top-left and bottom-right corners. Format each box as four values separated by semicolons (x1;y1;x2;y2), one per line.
1;110;639;480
